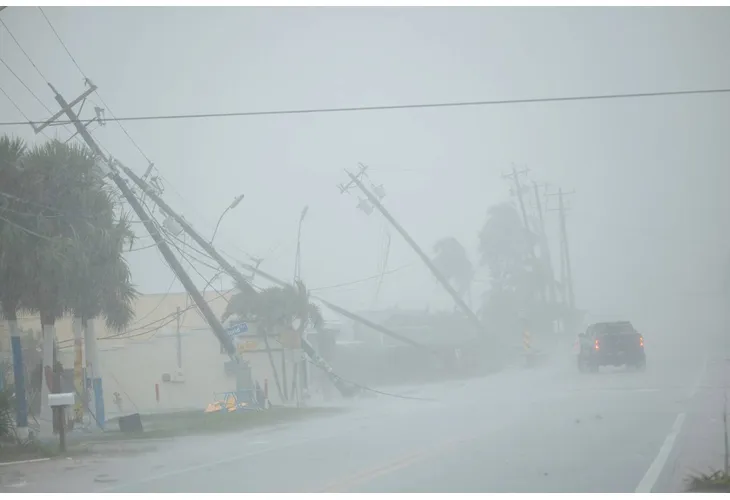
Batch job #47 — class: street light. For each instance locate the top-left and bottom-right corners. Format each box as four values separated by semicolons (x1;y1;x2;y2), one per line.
211;194;245;244
294;205;309;281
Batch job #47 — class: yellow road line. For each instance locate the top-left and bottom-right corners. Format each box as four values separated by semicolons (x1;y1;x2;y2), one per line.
321;434;476;492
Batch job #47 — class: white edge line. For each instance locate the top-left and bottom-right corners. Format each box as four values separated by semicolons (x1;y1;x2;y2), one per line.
635;412;687;493
634;353;710;493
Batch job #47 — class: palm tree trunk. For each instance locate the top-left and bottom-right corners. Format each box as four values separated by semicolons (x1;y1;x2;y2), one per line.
83;318;105;429
261;329;284;404
72;316;84;424
4;311;28;430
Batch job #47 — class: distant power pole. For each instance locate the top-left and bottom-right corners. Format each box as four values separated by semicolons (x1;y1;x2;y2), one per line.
502;165;532;232
547;188;576;310
533;181;557;305
340;165;487;338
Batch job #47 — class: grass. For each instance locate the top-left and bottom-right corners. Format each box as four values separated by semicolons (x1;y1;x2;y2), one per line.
0;440;87;463
686;470;730;492
86;405;346;442
0;406;345;462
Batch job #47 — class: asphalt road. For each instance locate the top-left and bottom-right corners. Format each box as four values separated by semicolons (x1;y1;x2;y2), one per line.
2;327;726;493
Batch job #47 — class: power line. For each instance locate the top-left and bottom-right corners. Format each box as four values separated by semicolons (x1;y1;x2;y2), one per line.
37;7;154;166
0;16;50;84
0;83;54;143
1;86;729;128
311;263;413;292
0;213;55;242
37;7;83;80
0;83;33;123
0;56;53;114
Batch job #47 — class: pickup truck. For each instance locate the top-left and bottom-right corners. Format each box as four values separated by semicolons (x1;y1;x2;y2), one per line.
577;321;646;373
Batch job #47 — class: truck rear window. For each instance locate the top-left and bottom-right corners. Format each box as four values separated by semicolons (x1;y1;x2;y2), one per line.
594;323;635;335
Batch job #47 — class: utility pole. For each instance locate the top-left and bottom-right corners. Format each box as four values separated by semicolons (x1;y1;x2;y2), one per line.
341;167;487;338
235;261;444;359
39;83;237;358
503;165;540;312
533;181;557;306
294;206;308;283
502;165;532;232
547;188;576;310
118;163;365;397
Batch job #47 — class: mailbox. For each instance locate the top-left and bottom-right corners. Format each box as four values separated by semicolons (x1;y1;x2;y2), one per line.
48;392;75;407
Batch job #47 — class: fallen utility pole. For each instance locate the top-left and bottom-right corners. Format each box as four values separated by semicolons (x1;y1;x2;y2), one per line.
234;261;443;360
120;167;365;397
44;84;237;358
317;299;444;359
344;170;487;337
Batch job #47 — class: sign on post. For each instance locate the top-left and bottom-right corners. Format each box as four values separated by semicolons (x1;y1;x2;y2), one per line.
226;322;249;337
235;340;258;355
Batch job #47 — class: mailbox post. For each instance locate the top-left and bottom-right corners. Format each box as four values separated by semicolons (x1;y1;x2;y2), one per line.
48;393;75;453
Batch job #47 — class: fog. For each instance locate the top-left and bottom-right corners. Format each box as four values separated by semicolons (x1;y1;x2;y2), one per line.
1;5;729;493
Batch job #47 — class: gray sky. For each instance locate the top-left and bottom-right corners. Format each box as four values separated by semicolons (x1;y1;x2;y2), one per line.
1;7;729;326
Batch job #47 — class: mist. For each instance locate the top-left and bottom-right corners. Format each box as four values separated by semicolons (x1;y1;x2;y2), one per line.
0;5;729;493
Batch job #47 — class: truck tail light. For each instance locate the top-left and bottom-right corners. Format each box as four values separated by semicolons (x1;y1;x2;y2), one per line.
594;339;600;350
639;336;644;348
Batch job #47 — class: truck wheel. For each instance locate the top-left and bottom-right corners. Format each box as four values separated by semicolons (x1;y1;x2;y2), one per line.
589;362;599;373
578;358;587;373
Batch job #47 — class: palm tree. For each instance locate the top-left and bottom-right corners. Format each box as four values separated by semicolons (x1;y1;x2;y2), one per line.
0;135;32;428
18;140;134;423
477;202;544;340
433;237;474;306
222;279;323;402
223;280;322;334
65;201;137;425
0;136;137;427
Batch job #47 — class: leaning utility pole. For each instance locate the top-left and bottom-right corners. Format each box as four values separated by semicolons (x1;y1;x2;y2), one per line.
118;164;369;396
342;168;487;338
503;165;532;232
234;261;443;358
39;83;237;358
547;188;576;310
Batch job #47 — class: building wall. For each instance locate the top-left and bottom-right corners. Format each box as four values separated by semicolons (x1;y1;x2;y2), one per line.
0;290;300;418
96;327;293;417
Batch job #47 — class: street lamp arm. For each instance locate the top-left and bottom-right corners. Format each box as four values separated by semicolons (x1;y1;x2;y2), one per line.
210;206;230;245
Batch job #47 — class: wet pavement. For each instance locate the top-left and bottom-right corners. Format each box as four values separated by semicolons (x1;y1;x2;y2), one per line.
1;328;726;493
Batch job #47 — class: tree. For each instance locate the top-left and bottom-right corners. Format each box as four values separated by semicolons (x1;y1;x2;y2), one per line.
0;135;33;322
0;137;137;424
222;279;323;402
0;135;33;429
223;280;322;335
477;203;545;337
432;237;474;304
